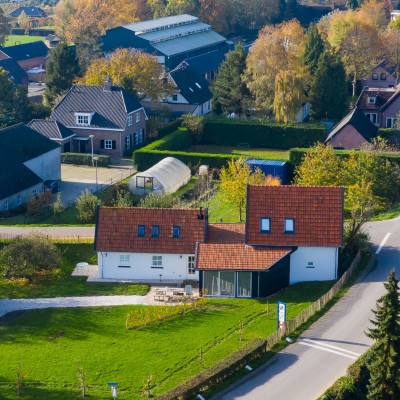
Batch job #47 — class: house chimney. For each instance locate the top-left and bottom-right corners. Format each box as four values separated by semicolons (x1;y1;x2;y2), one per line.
103;77;112;91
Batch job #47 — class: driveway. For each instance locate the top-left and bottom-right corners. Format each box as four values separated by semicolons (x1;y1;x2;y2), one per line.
60;164;135;206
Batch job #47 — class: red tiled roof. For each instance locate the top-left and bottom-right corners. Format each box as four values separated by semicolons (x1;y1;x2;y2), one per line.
245;185;343;247
95;207;206;254
197;223;292;270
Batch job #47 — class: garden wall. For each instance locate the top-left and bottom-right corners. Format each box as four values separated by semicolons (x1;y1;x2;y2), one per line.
202;119;327;149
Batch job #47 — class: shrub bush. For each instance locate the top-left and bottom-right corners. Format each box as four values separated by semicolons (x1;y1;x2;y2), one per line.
202;119;327;149
75;189;102;223
61;153;110;167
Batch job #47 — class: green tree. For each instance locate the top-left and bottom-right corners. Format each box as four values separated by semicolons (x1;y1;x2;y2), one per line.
0;7;10;46
303;23;324;75
138;192;178;208
13;84;31;123
75;189;101;223
112;190;133;207
309;51;348;120
165;0;199;16
0;233;61;281
366;270;400;400
53;193;64;216
44;42;81;105
219;156;265;221
0;68;15;127
210;43;249;114
181;114;204;143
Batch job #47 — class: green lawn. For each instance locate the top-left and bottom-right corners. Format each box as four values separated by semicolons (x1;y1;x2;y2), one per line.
0;244;148;299
4;35;44;47
189;145;289;161
0;281;333;399
208;188;242;223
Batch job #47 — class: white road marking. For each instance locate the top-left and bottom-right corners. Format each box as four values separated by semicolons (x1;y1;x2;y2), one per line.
376;232;391;255
301;338;362;356
299;341;359;360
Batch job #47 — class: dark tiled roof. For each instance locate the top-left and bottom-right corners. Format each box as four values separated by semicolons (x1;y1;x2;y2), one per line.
0;123;59;199
326;106;378;143
169;65;212;104
0;41;48;61
245;185;343;247
95;207;206;254
51;85;144;129
0;58;27;85
45;34;61;42
28;119;75;140
197;224;292;270
356;87;396;110
9;6;48;18
183;49;226;75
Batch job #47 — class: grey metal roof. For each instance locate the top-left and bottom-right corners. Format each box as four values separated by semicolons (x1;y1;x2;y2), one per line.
122;14;198;33
28;119;75;140
51;85;143;129
152;30;226;56
140;22;211;43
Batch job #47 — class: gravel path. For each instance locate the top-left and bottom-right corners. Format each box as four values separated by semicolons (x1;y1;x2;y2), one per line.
0;289;161;318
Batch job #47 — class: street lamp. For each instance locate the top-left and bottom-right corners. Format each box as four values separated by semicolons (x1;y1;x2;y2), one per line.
93;156;99;191
107;382;118;399
89;135;95;166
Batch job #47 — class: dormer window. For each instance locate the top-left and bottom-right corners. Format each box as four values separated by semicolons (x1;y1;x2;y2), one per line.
380;73;386;80
368;97;376;104
75;112;94;126
172;226;180;238
284;218;295;234
372;73;378;80
260;217;270;233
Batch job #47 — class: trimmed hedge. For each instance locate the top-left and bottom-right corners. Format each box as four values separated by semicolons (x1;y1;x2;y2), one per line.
203;119;327;149
378;129;400;146
61;153;110;167
134;128;236;170
157;120;182;139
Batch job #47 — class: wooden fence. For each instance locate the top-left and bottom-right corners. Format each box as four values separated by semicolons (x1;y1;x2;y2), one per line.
155;251;362;400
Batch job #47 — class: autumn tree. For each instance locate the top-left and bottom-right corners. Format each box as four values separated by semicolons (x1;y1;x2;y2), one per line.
44;42;81;105
211;43;248;114
366;270;400;400
79;48;164;100
381;27;400;83
245;19;306;113
0;7;10;46
147;0;167;18
219;157;266;221
17;11;30;31
309;50;348;120
199;0;232;35
165;0;199;16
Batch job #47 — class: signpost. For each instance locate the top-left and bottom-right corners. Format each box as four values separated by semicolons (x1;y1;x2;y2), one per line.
277;301;286;331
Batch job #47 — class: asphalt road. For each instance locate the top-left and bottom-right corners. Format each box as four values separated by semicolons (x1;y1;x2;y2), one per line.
214;217;400;400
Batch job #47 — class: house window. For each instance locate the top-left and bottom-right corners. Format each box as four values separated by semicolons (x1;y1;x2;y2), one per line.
172;226;180;238
386;117;398;128
136;112;140;123
4;200;8;211
203;271;235;296
368;97;376;104
188;255;195;274
306;261;315;269
172;94;178;101
372;73;378;80
127;115;133;126
365;113;378;124
105;140;112;150
139;129;144;143
284;218;295;233
134;132;139;146
151;225;159;238
138;225;145;237
17;194;22;206
75;113;93;125
260;217;270;233
100;140;116;150
125;135;130;150
381;73;387;80
152;255;163;268
32;189;37;199
119;254;130;268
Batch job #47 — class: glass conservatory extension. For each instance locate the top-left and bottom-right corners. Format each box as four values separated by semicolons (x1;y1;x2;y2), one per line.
202;271;252;297
129;157;191;196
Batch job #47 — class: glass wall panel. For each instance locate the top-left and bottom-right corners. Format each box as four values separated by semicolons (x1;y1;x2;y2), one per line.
203;271;219;296
237;272;252;297
220;271;235;296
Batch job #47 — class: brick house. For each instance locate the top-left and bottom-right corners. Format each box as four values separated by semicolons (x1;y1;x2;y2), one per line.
51;80;147;157
363;59;397;89
95;186;344;298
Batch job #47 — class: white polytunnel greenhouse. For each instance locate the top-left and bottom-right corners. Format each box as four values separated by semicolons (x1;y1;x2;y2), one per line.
129;157;191;196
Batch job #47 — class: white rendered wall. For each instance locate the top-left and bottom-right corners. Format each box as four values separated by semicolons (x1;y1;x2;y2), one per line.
289;247;338;284
24;147;61;181
98;252;198;281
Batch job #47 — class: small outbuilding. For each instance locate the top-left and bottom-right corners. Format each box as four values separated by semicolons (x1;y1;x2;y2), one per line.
129;157;191;196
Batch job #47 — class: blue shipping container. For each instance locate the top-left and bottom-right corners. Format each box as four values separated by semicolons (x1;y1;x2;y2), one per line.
246;159;287;184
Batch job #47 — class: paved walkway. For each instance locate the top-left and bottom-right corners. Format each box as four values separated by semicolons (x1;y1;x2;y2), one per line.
0;289;161;318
